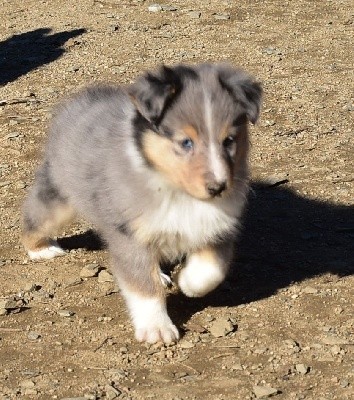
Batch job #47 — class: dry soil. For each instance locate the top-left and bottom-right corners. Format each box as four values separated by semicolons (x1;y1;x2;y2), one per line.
0;1;353;399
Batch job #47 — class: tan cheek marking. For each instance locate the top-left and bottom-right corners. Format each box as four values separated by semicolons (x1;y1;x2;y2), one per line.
142;130;186;187
183;153;209;198
142;130;210;199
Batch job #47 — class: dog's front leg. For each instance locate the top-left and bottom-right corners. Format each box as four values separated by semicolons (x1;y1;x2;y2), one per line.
106;232;179;344
178;243;233;298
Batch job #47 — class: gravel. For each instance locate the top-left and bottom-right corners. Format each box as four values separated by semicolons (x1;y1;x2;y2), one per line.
0;0;353;399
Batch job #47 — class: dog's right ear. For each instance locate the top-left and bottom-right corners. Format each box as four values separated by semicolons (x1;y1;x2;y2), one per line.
128;66;182;126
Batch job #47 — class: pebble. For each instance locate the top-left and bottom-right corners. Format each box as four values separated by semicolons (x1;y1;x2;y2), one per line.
105;384;121;399
178;340;195;349
61;398;87;400
98;269;114;283
264;174;289;187
80;263;101;278
322;335;349;345
148;4;162;12
0;297;23;314
27;331;41;340
212;13;230;20
161;5;177;11
253;385;278;398
330;345;342;355
4;132;21;140
0;181;11;188
339;379;349;388
64;277;83;287
209;317;235;337
187;11;201;19
57;309;75;317
295;363;309;375
23;283;38;293
302;286;318;294
19;379;35;388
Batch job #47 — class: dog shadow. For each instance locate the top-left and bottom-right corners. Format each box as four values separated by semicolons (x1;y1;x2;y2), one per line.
169;182;354;327
0;27;86;86
58;182;354;327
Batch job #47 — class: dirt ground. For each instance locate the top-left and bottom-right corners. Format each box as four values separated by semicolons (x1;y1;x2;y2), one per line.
0;0;353;399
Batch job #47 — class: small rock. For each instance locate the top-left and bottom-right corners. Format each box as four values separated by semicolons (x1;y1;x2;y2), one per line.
105;384;121;399
264;174;289;187
109;25;120;32
212;13;230;20
23;283;39;293
178;340;195;349
174;371;188;379
231;363;243;371
330;345;342;355
0;181;11;188
23;388;38;395
4;132;21;140
186;323;206;334
302;286;318;294
339;379;349;388
27;331;41;340
161;5;177;11
187;11;201;19
148;4;162;12
65;277;83;287
16;181;27;189
98;269;114;283
58;309;75;317
295;364;309;375
61;398;87;400
19;379;35;388
80;264;101;278
209;317;235;337
322;335;349;345
0;297;23;314
253;385;278;398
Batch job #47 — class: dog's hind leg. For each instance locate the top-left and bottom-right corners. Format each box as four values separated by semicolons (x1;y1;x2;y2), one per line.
22;162;75;260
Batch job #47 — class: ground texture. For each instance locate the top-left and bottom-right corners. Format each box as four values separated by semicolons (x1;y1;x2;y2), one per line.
0;0;353;399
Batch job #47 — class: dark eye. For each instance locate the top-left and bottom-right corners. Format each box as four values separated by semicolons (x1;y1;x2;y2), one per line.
180;138;194;150
223;136;235;148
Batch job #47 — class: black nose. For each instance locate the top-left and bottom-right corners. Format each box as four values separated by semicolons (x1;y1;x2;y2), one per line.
207;181;227;197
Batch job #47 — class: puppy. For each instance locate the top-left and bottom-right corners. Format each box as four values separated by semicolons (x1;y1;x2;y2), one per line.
22;63;262;344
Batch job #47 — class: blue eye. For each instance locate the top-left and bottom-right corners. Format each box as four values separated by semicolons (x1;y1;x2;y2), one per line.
223;136;235;148
180;138;194;150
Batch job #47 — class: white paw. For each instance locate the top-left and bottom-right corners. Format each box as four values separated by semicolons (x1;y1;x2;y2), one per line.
122;290;179;344
160;271;172;288
135;318;180;344
28;242;66;260
178;253;225;297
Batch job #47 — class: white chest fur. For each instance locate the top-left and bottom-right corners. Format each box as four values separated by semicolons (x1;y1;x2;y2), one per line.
133;188;240;259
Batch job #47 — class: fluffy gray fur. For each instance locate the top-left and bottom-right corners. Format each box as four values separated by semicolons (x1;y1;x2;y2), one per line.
22;63;262;343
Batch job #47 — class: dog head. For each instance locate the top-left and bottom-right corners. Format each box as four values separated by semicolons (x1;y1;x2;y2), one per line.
129;63;262;200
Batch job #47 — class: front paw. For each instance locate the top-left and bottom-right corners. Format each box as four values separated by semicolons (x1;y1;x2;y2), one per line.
135;318;179;344
178;250;226;297
123;290;179;344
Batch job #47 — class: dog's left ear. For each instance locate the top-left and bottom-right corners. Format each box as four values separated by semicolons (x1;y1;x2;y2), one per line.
128;65;182;126
218;66;263;124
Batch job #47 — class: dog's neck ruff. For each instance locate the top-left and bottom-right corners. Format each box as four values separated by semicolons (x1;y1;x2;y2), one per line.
132;171;244;259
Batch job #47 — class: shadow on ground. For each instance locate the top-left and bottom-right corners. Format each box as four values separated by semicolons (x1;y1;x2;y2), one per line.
58;182;354;326
0;27;86;86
